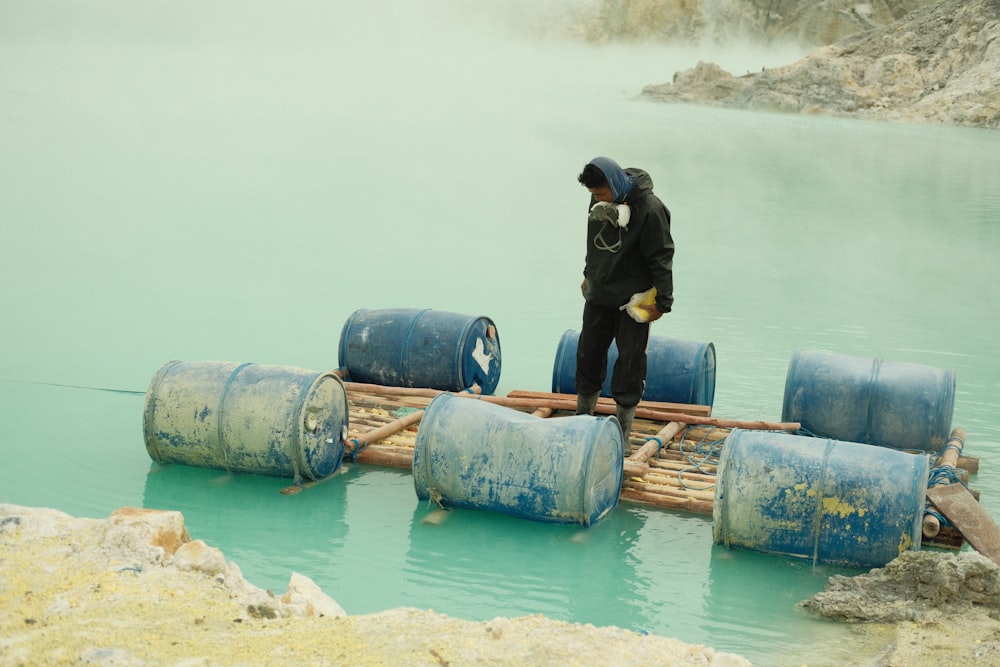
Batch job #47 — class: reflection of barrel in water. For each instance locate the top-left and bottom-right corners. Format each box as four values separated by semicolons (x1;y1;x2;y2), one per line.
406;501;644;623
705;543;861;664
142;462;351;569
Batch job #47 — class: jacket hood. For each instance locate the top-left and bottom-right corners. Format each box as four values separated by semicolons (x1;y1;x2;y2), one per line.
589;156;634;204
623;167;653;203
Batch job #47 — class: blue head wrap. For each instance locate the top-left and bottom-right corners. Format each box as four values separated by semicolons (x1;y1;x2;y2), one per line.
589;156;633;204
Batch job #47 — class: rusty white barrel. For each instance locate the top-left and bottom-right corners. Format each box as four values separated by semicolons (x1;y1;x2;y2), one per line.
143;361;348;480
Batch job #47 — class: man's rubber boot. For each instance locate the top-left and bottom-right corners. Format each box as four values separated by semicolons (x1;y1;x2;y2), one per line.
576;391;600;416
616;404;636;448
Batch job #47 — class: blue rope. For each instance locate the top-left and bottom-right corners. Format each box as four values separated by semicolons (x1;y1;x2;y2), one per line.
676;426;726;491
347;437;368;463
923;434;968;530
924;505;950;528
645;436;664;458
928;465;966;488
936;435;964;463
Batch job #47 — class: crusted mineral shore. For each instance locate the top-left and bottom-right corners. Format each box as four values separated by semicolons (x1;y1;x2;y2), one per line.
802;549;1000;665
641;0;1000;129
0;504;749;666
5;503;1000;666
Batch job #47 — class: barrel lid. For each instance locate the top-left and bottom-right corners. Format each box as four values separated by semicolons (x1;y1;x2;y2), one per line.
296;371;348;480
457;316;502;394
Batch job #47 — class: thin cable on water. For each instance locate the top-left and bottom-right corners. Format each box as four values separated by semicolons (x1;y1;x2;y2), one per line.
0;378;145;395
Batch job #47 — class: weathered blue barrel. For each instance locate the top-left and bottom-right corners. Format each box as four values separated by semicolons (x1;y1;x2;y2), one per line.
412;393;623;526
339;308;502;394
551;329;716;406
143;361;348;480
713;429;929;568
781;350;956;451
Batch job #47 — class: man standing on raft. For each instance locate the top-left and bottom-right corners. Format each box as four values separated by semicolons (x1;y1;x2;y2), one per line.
575;156;675;441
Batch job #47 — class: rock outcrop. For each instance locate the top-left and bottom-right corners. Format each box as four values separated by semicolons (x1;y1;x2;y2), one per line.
800;550;1000;666
0;504;750;666
575;0;937;47
641;0;1000;128
802;550;1000;622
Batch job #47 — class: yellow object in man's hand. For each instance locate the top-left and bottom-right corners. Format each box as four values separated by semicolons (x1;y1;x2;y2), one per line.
620;287;657;323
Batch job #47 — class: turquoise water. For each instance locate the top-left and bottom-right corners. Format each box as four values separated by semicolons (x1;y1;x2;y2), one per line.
2;2;1000;665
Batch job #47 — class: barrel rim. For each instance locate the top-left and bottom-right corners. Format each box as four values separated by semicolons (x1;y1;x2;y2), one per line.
455;315;502;394
580;415;624;525
292;369;349;480
142;359;185;463
550;329;578;395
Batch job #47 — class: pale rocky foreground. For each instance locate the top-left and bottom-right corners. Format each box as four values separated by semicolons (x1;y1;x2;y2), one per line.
4;503;1000;666
0;504;748;666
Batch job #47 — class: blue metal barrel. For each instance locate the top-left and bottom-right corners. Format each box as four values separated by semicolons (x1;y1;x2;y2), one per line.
551;329;716;406
781;350;955;451
143;361;348;480
338;308;502;394
412;393;623;526
713;429;929;568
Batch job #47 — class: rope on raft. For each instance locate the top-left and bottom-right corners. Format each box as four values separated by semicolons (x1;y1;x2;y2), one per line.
668;425;826;492
675;426;727;491
923;433;969;529
346;437;369;463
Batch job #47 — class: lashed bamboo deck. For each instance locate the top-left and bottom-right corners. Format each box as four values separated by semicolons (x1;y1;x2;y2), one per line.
342;383;980;549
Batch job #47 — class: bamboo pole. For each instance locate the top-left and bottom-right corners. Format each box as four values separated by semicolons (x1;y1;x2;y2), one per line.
625;475;714;496
958;455;980;474
923;427;967;538
344;382;482;399
623;478;715;501
455;392;798;431
619;487;713;514
624;422;685;479
506;390;712;417
649;458;719;477
348;390;434;405
352;443;415;469
644;467;717;487
640;410;798;431
345;409;424;454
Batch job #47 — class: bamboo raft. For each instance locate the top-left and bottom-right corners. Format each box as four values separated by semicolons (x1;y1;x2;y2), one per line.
341;383;980;549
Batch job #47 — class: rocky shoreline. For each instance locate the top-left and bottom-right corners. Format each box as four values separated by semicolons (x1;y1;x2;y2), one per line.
0;504;749;666
4;503;1000;666
639;0;1000;129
